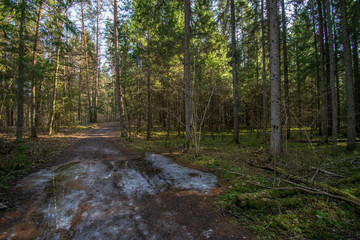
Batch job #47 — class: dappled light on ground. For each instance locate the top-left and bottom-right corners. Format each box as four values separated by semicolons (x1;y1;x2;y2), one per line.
0;123;251;239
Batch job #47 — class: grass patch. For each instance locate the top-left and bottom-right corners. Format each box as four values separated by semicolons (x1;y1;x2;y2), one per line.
121;125;360;239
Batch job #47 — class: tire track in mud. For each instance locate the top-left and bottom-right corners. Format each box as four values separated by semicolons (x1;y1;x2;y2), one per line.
0;123;254;240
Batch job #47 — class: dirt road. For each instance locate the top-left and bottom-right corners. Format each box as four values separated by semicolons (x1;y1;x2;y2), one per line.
0;123;253;239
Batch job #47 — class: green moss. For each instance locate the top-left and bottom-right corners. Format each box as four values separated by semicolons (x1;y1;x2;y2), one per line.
247;197;266;209
349;188;360;198
335;174;360;186
124;127;360;239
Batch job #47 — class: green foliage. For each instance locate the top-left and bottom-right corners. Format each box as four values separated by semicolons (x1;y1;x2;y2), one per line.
124;127;360;239
10;143;30;173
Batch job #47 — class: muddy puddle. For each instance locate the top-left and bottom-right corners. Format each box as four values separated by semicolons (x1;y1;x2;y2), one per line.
1;147;217;239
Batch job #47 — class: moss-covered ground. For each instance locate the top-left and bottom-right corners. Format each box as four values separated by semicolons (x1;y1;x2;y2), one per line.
120;126;360;239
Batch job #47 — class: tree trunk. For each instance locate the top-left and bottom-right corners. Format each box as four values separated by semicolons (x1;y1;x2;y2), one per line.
333;20;340;133
295;41;302;137
78;29;84;123
136;57;142;132
146;33;151;140
317;0;328;142
147;66;151;139
324;0;338;153
81;1;92;123
353;33;360;136
281;0;290;139
231;0;239;144
16;0;26;142
48;46;61;135
261;0;267;143
114;0;126;136
268;0;281;156
31;0;43;138
339;0;356;150
311;6;321;136
184;0;192;148
94;0;100;122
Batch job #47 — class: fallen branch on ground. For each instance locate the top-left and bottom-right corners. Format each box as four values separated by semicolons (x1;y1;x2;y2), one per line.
211;204;240;219
246;162;360;208
283;179;360;208
309;166;344;178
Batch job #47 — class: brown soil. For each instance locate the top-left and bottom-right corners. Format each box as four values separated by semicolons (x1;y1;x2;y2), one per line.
0;123;255;239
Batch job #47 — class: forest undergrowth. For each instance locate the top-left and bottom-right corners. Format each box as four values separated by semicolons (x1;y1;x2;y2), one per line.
121;126;360;240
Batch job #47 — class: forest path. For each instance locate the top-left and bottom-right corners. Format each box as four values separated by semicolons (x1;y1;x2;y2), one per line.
0;123;253;240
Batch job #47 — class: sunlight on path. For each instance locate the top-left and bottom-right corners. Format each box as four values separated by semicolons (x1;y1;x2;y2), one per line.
1;126;218;239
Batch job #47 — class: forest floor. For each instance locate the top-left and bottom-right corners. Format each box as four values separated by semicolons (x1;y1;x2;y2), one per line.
120;126;360;239
0;123;254;239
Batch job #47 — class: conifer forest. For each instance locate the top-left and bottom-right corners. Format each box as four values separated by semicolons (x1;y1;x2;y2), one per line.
0;0;359;239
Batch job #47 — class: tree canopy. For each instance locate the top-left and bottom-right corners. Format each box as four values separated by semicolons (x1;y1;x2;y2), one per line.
0;0;359;153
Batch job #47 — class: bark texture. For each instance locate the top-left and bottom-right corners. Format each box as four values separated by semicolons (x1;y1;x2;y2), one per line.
31;0;43;138
184;0;192;147
261;0;267;143
339;0;356;150
268;0;282;156
231;0;239;144
114;0;126;136
324;0;338;153
317;0;328;142
16;0;26;142
281;0;290;139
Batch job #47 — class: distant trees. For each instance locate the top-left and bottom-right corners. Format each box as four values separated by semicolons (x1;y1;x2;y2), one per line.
0;0;358;152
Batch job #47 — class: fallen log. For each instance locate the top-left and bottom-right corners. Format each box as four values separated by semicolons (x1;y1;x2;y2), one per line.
246;162;360;208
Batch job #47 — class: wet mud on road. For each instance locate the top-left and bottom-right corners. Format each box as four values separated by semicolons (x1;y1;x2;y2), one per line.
0;123;253;239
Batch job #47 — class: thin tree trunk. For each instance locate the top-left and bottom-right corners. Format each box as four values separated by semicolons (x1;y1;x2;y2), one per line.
317;0;328;142
184;0;192;148
94;0;100;122
256;35;260;138
121;44;130;137
339;0;356;150
16;0;26;142
231;0;239;144
311;5;321;136
136;57;142;132
261;0;267;143
296;42;302;137
268;0;282;156
78;31;83;123
114;0;126;136
147;62;151;140
332;5;340;133
146;32;152;140
31;0;43;138
324;0;338;153
49;46;61;135
81;1;92;123
353;33;360;136
281;0;290;139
